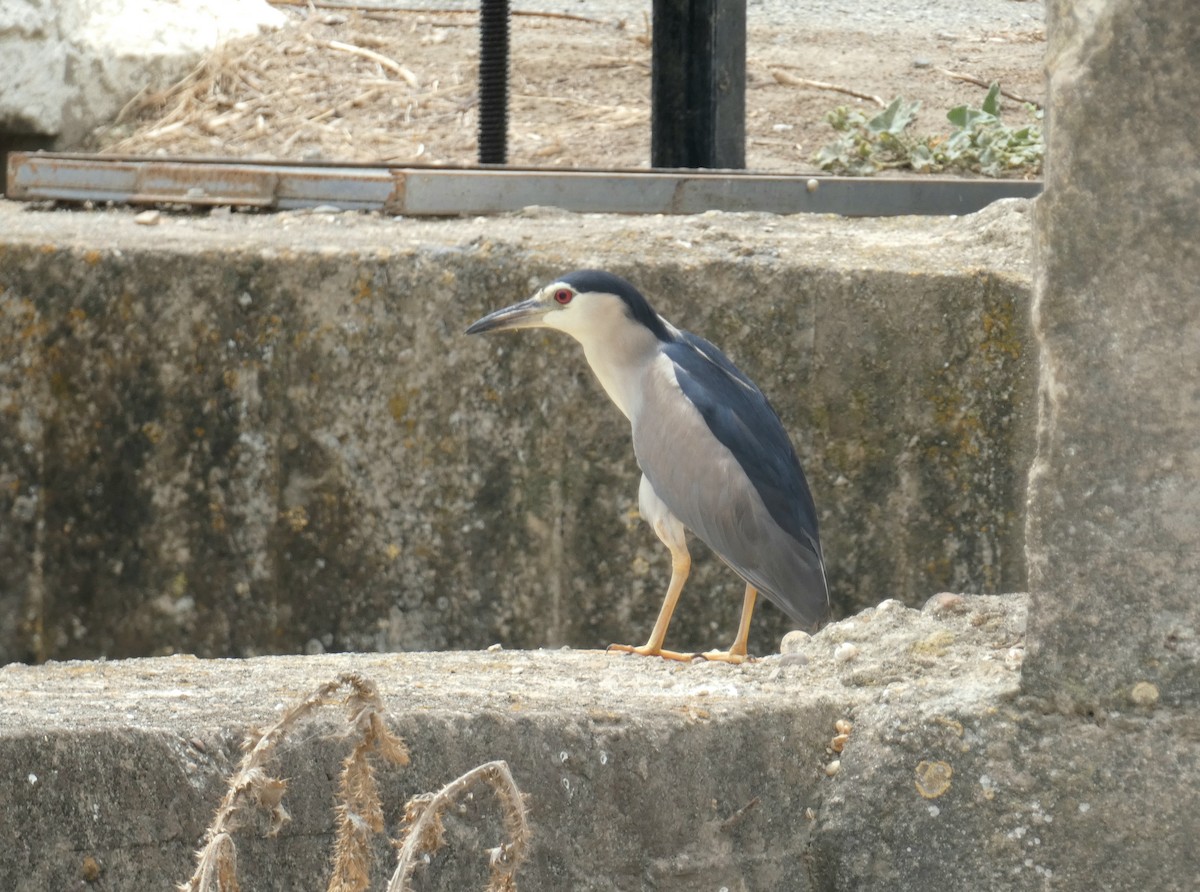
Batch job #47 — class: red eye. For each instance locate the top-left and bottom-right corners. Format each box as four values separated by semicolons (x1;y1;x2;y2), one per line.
553;288;573;305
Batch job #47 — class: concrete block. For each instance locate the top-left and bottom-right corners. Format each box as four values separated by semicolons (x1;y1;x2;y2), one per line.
0;198;1034;662
0;595;1003;891
3;595;1196;891
0;0;286;146
1024;0;1200;710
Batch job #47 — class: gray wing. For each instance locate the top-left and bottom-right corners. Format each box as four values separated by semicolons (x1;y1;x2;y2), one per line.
632;339;829;628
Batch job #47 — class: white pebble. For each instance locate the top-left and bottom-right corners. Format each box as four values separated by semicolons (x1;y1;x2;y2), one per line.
834;642;860;663
780;629;810;654
1130;681;1159;707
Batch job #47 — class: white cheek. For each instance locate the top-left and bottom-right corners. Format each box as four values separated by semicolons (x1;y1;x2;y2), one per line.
542;309;569;330
543;304;585;338
539;294;630;353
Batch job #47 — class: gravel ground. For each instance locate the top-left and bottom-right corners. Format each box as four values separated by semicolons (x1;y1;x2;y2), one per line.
99;0;1046;172
346;0;1045;33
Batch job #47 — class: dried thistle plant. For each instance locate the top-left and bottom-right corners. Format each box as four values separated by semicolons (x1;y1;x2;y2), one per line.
387;760;530;892
179;672;409;892
329;701;411;892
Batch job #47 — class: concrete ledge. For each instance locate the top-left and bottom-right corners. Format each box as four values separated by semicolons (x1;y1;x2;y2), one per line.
4;594;1196;891
0;198;1034;662
1;594;1021;891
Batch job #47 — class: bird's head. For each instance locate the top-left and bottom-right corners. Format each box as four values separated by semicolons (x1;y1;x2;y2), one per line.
465;269;671;347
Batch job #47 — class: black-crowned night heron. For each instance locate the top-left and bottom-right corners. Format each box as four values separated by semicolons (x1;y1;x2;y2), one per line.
466;270;828;663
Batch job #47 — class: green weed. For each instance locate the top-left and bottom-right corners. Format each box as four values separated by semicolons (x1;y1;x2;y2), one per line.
814;84;1043;177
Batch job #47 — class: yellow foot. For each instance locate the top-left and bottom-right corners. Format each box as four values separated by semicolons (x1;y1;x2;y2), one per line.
606;643;696;662
698;649;755;665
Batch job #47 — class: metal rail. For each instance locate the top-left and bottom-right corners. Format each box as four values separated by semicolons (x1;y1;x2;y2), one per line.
5;152;1041;217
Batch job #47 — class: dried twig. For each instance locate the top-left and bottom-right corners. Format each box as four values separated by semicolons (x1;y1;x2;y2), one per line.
329;695;411;892
936;68;1043;108
749;136;802;148
314;36;420;87
270;0;612;25
178;673;409;892
583;54;649;69
189;832;240;892
387;760;529;892
719;796;762;832
768;69;886;108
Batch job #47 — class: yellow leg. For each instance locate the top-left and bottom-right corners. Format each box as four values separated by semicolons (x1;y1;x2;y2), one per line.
608;543;695;662
702;585;758;664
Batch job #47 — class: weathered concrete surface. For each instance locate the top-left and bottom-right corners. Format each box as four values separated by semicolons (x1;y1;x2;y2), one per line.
0;596;975;890
2;595;1196;891
1024;0;1200;711
0;198;1034;663
0;0;285;148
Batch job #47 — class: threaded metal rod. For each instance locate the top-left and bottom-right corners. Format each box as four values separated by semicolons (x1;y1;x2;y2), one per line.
478;0;510;164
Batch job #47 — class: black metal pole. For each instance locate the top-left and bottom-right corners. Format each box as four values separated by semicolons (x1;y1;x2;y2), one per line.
478;0;510;164
651;0;746;169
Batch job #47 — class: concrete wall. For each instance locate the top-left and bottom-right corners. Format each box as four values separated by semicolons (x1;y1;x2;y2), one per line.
4;594;1194;891
0;199;1034;663
1023;0;1200;711
0;596;1032;892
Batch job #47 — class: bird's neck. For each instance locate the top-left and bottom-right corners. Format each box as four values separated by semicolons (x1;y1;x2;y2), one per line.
580;329;665;423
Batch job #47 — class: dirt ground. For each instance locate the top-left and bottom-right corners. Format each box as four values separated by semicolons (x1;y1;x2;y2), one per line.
91;3;1045;174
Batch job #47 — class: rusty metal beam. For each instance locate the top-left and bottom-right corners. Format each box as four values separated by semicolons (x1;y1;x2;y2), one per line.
5;152;1042;217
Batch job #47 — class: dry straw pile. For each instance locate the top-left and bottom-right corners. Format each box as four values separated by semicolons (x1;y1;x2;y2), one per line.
94;3;650;168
